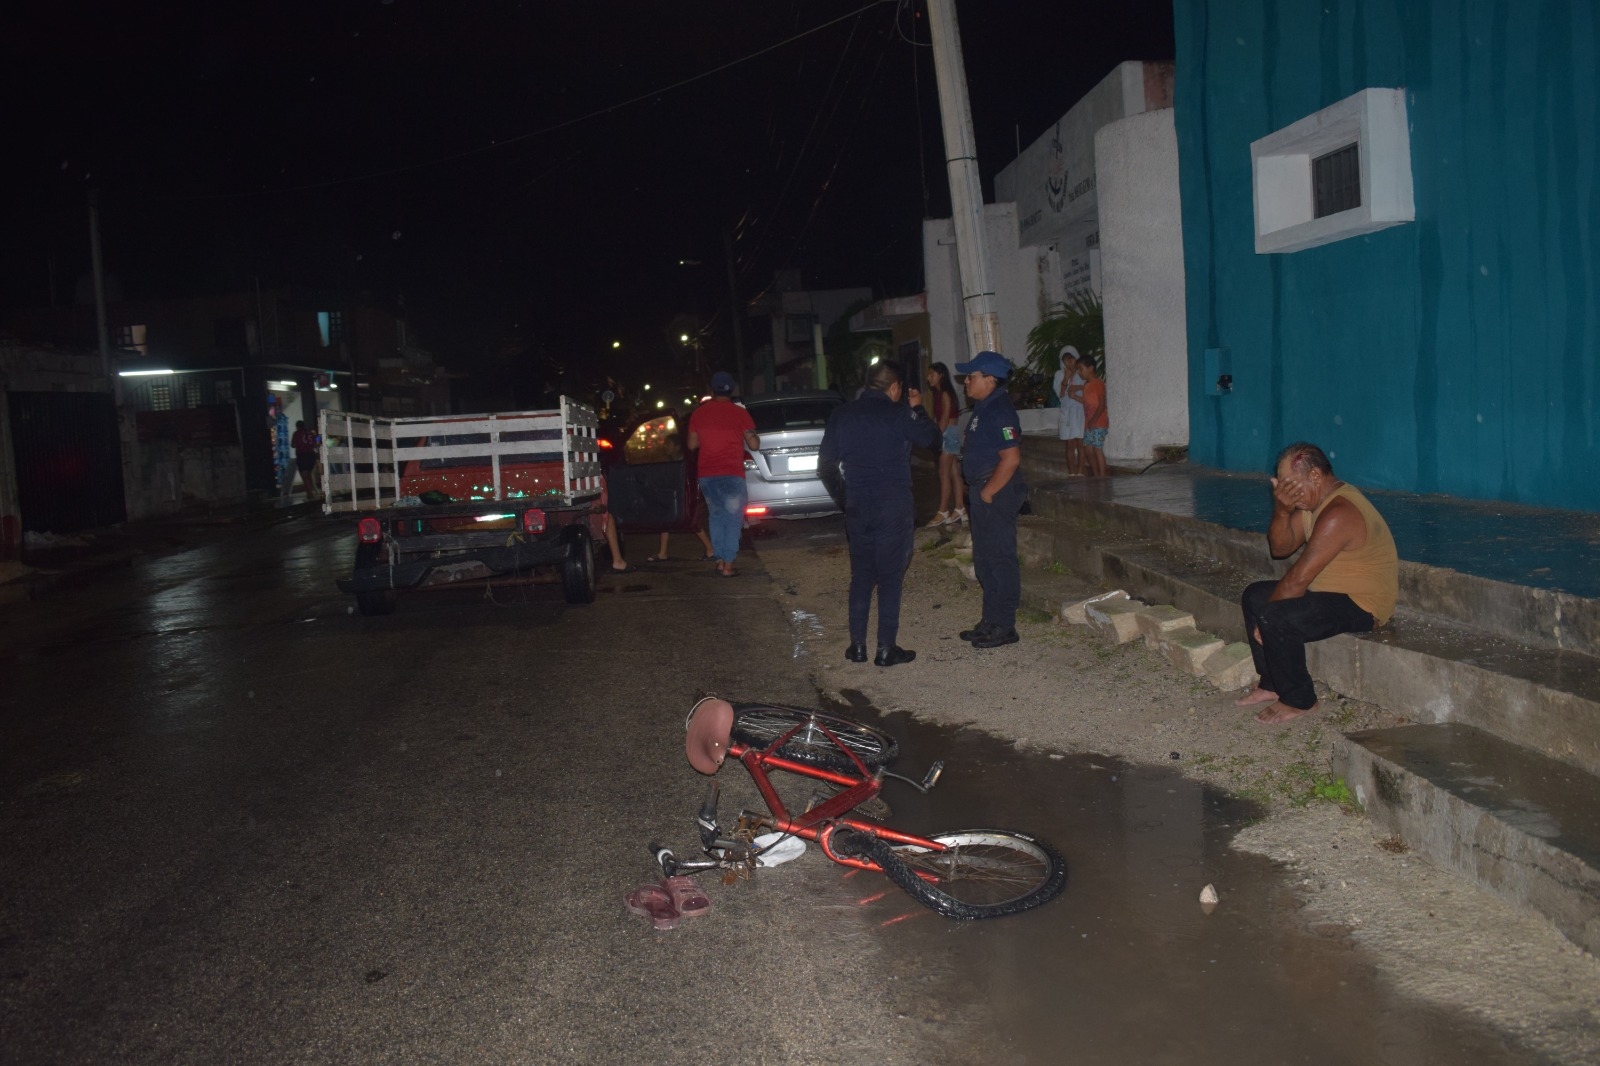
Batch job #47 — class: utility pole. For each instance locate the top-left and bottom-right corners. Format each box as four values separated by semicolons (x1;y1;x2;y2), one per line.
723;229;746;390
88;190;111;376
925;0;1001;356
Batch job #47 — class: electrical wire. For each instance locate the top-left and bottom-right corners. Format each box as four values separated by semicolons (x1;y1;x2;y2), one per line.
172;0;899;200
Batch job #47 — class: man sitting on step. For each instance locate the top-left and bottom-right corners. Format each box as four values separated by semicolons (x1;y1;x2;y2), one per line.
1237;442;1398;724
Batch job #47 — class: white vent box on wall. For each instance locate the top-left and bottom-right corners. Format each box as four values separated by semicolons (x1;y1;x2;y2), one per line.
1251;87;1414;254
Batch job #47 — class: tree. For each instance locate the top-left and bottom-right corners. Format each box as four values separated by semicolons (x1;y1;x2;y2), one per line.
1025;291;1104;379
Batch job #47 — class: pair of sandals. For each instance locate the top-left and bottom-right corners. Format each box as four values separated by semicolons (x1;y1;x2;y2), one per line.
624;875;711;931
645;553;717;563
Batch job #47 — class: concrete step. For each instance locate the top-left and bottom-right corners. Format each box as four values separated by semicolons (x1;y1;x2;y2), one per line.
1015;477;1600;778
1335;723;1600;954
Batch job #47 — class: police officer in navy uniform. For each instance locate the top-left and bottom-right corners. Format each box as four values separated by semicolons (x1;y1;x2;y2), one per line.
954;351;1027;648
818;361;939;666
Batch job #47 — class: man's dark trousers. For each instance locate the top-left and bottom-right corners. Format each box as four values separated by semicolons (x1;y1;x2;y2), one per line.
846;490;916;648
1240;580;1375;709
968;478;1026;632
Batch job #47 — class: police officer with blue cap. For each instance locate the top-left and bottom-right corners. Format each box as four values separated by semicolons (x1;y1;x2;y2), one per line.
818;361;939;666
954;351;1026;648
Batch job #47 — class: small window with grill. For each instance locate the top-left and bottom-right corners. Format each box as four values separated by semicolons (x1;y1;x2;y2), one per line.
150;383;172;411
186;381;204;407
1312;143;1361;218
215;379;234;403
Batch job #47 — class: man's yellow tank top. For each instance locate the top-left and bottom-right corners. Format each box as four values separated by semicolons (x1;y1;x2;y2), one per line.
1300;484;1398;624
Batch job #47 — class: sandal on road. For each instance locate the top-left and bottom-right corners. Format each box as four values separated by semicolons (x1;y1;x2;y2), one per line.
659;875;711;919
645;554;669;562
624;884;681;931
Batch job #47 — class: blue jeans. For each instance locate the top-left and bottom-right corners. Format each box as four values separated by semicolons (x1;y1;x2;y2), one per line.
698;476;747;564
845;489;915;648
1241;580;1375;709
967;477;1026;631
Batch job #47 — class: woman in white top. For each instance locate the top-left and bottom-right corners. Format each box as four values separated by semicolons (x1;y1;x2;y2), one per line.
1052;344;1086;477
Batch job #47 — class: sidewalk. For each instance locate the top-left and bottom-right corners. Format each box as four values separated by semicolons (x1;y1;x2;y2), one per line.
754;515;1600;1064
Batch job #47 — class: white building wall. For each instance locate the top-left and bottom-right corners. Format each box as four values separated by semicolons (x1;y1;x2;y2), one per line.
1095;108;1189;464
922;203;1038;368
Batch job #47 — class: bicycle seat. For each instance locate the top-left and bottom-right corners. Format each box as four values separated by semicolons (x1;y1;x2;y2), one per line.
685;696;735;775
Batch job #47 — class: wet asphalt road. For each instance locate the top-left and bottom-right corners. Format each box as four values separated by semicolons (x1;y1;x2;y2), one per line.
0;512;1555;1064
0;517;959;1064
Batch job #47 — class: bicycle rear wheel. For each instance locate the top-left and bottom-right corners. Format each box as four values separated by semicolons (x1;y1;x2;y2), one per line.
849;829;1066;920
730;704;898;770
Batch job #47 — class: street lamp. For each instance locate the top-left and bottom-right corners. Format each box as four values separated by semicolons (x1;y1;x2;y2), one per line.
679;333;690;344
643;383;651;391
611;340;621;349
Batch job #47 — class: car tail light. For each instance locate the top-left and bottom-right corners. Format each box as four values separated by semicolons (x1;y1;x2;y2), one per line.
745;505;768;517
522;508;547;534
597;438;614;449
357;517;382;544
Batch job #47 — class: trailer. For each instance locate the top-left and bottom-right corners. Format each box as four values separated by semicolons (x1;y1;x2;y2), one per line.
320;398;604;615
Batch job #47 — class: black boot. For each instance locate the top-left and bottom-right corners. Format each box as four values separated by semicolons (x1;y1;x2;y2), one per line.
874;645;916;667
970;628;1019;649
845;642;868;663
959;622;995;642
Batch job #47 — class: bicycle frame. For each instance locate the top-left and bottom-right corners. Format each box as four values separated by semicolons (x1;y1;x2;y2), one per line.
721;720;950;872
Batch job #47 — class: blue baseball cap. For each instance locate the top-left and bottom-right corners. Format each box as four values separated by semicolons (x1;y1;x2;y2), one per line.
710;371;737;394
954;351;1012;380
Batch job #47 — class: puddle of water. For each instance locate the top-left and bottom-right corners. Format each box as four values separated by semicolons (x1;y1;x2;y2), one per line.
820;691;1540;1065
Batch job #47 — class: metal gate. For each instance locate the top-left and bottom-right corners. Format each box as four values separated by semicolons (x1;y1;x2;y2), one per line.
7;391;126;534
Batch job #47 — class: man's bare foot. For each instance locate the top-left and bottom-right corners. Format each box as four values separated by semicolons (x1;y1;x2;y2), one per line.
1254;701;1317;724
1235;687;1278;706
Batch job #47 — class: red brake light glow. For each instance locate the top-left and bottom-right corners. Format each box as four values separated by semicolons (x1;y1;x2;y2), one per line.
745;505;768;516
597;438;614;449
357;517;382;544
522;509;547;534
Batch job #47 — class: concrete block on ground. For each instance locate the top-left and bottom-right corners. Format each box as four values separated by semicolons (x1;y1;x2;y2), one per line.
1086;598;1144;643
1202;641;1256;690
1159;627;1227;675
1135;604;1195;647
1062;589;1129;626
1335;724;1600;955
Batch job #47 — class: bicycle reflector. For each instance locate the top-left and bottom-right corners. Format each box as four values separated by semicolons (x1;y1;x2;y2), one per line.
357;517;382;544
521;508;547;534
745;505;768;517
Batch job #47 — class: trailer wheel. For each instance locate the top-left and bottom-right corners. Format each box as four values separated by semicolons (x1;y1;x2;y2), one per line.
353;543;398;616
560;525;597;605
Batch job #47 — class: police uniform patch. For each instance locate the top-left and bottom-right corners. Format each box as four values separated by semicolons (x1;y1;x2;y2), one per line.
1001;426;1015;442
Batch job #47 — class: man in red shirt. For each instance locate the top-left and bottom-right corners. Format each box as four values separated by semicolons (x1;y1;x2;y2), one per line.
687;371;760;576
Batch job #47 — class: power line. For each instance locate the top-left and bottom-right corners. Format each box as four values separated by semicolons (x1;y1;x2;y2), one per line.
173;0;898;201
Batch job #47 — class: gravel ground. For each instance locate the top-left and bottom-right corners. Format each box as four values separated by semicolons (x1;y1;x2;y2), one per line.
757;520;1600;1064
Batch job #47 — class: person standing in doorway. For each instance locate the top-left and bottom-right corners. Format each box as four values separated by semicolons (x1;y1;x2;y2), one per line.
1079;356;1109;478
819;361;939;666
924;362;966;527
687;371;759;576
1053;345;1086;476
955;351;1027;649
290;420;320;499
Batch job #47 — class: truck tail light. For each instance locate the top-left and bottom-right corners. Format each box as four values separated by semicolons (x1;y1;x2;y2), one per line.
357;517;382;544
745;505;768;517
522;509;547;534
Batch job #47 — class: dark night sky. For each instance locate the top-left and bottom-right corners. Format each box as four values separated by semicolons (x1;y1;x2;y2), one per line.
3;0;1173;392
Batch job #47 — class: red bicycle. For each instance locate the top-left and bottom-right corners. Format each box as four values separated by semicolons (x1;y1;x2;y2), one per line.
649;698;1067;920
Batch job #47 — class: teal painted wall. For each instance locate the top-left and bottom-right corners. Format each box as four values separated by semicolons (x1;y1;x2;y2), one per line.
1174;0;1600;511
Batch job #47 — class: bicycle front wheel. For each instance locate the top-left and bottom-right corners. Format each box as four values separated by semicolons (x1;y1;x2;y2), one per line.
860;829;1067;920
730;704;898;770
